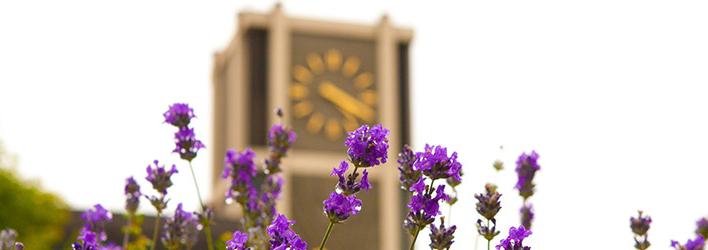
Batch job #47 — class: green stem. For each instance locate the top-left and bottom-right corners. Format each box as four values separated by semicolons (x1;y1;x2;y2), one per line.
486;219;491;250
318;221;335;250
188;162;214;250
409;228;421;250
122;214;132;249
150;212;161;250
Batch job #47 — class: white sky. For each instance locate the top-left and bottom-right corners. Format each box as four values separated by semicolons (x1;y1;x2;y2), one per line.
1;1;707;249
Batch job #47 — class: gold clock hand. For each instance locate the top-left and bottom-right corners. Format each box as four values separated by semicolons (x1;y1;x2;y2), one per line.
318;81;375;123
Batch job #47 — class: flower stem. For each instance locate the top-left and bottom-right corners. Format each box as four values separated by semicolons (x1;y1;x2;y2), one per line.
486;219;491;250
150;212;161;250
409;228;421;250
122;214;132;249
188;161;215;250
318;221;335;250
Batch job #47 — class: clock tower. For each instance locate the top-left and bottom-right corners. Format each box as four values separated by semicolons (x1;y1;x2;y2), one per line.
212;5;412;249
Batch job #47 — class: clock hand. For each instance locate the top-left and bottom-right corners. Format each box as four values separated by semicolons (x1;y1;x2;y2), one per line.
318;81;376;123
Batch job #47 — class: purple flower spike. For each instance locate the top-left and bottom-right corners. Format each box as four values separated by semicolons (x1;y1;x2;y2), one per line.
124;176;141;215
344;124;390;168
496;226;532;250
162;203;200;250
429;217;457;250
173;127;205;162
323;192;362;223
72;230;99;250
267;214;308;250
672;236;705;250
223;149;258;205
414;144;462;182
520;204;535;230
403;184;449;236
515;151;540;200
331;161;369;196
80;204;113;242
264;124;297;174
145;160;178;195
163;103;195;128
630;210;652;250
226;231;249;250
397;145;422;191
1;229;18;250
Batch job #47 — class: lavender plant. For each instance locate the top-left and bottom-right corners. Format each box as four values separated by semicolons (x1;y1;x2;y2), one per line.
475;183;502;250
144;160;177;250
429;217;456;250
163;103;214;250
318;124;390;250
630;210;652;250
161;203;200;250
73;204;117;250
495;225;532;250
121;176;146;249
515;151;540;229
398;144;462;250
222;109;298;249
0;229;24;250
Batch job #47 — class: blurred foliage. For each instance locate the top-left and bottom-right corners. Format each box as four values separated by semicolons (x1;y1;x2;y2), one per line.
0;142;70;250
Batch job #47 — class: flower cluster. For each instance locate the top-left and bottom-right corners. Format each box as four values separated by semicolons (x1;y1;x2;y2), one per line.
344;124;390;168
124;176;141;215
476;183;502;242
397;145;421;191
496;226;532;250
415;144;462;182
671;236;705;250
515;151;540;230
630;210;652;250
80;204;113;242
697;217;708;239
267;214;307;250
164;103;204;162
223;148;258;212
145;160;177;213
0;229;24;250
161;203;200;250
226;231;249;250
429;217;457;250
264;123;296;174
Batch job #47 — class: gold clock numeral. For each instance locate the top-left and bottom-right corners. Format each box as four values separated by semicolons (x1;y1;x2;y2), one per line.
325;118;341;140
342;56;360;77
326;49;342;72
293;65;313;83
307;53;324;74
293;101;313;118
354;72;374;89
290;83;309;100
359;90;377;106
307;112;325;134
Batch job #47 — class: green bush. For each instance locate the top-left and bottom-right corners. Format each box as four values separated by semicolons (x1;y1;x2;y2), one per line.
0;143;69;250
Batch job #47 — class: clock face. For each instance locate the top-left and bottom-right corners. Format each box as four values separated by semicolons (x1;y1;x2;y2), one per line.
289;34;378;151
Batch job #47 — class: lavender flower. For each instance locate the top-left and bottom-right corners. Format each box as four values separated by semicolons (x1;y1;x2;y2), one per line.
173;127;205;162
13;243;23;250
403;178;450;236
226;231;249;250
124;176;141;215
323;192;362;223
414;144;462;182
631;210;652;250
264;124;296;174
73;230;99;250
515;151;540;200
671;236;705;250
397;145;421;191
496;226;532;250
429;217;457;250
81;204;113;242
260;175;284;218
520;204;535;230
331;161;371;196
145;160;178;196
222;149;258;209
697;217;708;239
344;124;389;168
163;103;195;128
161;203;200;250
267;214;307;250
475;183;502;221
